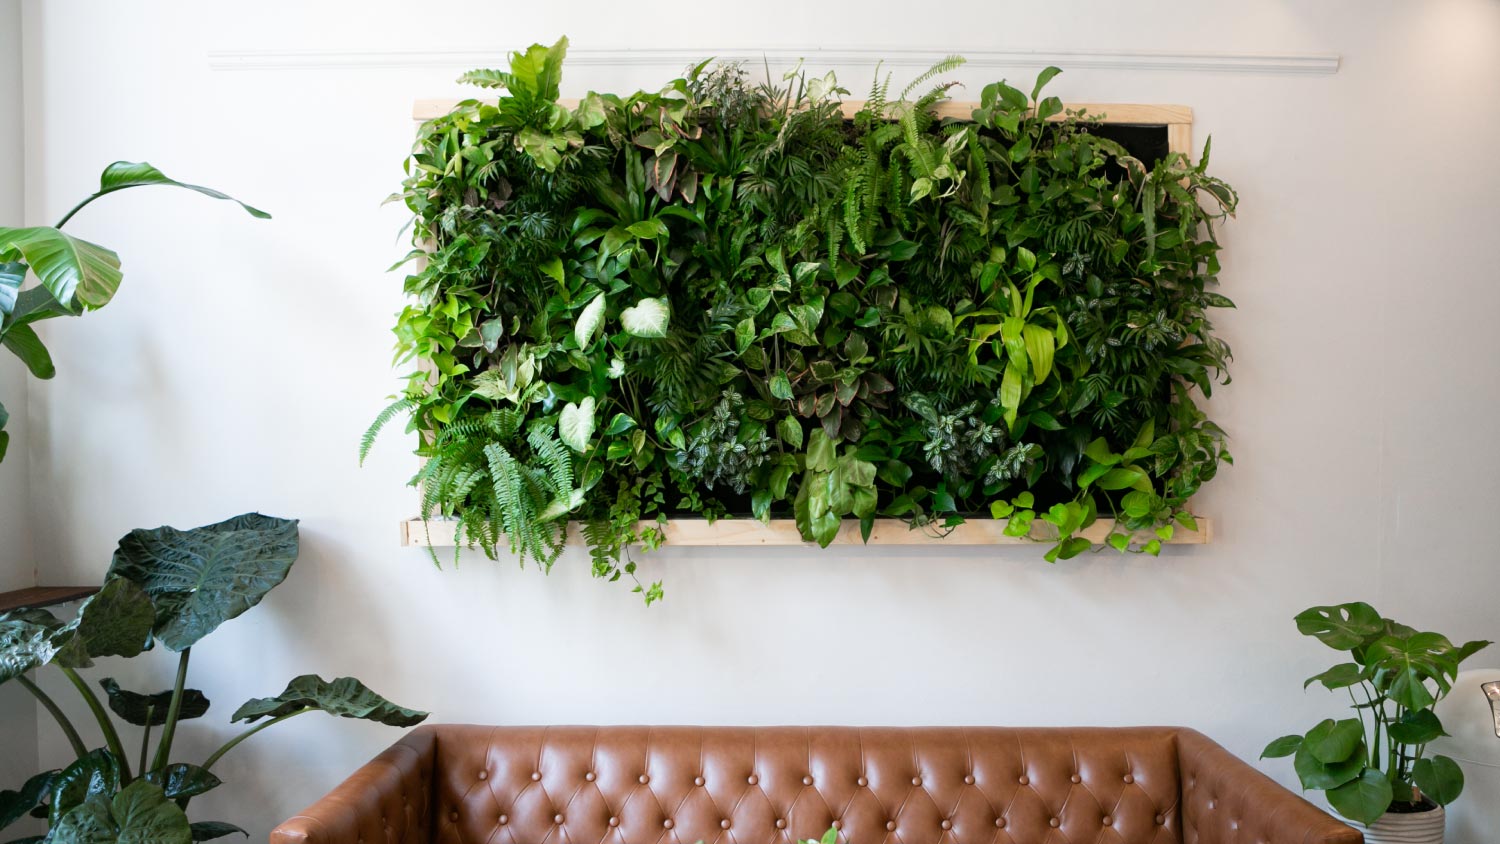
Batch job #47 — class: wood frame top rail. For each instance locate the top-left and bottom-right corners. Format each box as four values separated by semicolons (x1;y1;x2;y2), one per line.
413;99;1191;125
0;586;100;614
401;517;1211;548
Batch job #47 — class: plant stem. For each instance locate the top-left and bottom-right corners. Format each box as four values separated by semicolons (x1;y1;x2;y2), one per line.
59;666;132;782
150;648;191;773
17;673;88;759
139;711;154;779
53;190;116;229
201;708;313;772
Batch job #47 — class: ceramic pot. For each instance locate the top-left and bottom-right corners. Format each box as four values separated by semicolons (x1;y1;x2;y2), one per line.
1359;805;1445;844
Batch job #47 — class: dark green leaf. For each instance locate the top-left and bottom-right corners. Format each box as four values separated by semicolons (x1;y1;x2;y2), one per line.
0;227;121;310
1304;663;1366;691
2;324;55;379
231;675;428;727
1295;603;1384;651
143;765;220;801
1326;768;1392;826
188;823;246;842
1412;755;1464;805
0;609;64;683
99;679;210;727
94;162;269;220
51;780;191;844
1260;735;1302;759
1293;729;1364;790
49;750;121;828
1388;709;1445;745
0;771;56;831
107;514;300;651
1305;718;1364;764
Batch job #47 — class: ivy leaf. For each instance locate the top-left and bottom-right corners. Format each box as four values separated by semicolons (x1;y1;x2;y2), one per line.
620;297;670;338
558;396;597;452
231;675;428;728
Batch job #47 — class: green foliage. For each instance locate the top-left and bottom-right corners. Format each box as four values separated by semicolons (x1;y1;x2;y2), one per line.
0;515;427;843
0;161;267;464
373;38;1240;602
1262;602;1491;825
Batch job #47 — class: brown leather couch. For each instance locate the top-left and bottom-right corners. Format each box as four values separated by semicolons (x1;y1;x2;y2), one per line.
271;726;1360;844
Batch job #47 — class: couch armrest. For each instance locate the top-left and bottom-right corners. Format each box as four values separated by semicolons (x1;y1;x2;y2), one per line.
1177;728;1362;844
271;727;437;844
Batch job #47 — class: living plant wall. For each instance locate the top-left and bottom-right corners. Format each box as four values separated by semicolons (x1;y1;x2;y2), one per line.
367;38;1238;603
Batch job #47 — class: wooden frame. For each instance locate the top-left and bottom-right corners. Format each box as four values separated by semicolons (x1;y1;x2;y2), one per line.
400;97;1207;549
412;99;1193;155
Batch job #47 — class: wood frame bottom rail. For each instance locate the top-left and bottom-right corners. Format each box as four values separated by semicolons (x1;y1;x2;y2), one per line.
400;517;1211;548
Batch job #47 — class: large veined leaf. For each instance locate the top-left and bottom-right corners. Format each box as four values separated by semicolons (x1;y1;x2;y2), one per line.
0;771;56;831
0;260;22;316
1295;603;1384;651
143;765;220;801
188;822;246;842
51;780;191;844
59;578;156;665
619;297;670;338
99;679;210;727
93;162;269;220
0;227;121;310
106;514;300;651
0;609;64;684
49;750;121;828
1305;718;1364;764
1;323;54;378
1367;633;1453;710
231;675;428;727
558;396;596;452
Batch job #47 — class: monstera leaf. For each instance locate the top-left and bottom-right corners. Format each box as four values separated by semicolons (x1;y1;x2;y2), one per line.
0;228;122;311
0;609;64;684
1295;603;1384;651
90;163;269;221
51;780;191;844
99;679;210;727
232;675;428;728
107;514;300;651
0;771;56;831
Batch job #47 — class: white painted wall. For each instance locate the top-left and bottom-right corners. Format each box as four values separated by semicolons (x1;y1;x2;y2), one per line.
0;0;41;814
13;1;1500;842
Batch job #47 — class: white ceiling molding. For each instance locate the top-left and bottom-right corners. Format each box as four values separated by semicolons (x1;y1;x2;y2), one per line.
207;46;1340;76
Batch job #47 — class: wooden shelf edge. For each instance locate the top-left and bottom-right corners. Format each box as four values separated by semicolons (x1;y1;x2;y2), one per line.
0;586;99;614
401;517;1211;549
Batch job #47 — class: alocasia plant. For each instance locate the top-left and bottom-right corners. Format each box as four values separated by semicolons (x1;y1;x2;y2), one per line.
0;514;427;844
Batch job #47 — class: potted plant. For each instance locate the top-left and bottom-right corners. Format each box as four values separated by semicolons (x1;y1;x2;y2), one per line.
1262;602;1491;843
0;513;427;844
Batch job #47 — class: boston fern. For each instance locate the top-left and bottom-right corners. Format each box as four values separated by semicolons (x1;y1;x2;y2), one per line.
365;37;1238;602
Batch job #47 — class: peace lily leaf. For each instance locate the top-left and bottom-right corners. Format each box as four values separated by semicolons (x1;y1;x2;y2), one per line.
231;675;429;728
143;765;221;801
188;822;246;842
99;678;210;727
620;297;670;338
106;514;300;651
558;396;596;452
1;324;54;379
52;780;191;844
0;770;56;831
0;261;22;316
94;162;269;220
0;227;121;310
1326;768;1392;826
49;750;122;828
1412;754;1464;805
573;293;605;348
1295;603;1384;651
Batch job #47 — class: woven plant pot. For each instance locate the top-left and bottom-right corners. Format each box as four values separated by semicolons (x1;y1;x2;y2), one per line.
1360;805;1445;844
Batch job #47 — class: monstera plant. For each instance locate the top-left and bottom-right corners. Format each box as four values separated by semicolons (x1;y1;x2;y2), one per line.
0;514;428;844
0;162;267;462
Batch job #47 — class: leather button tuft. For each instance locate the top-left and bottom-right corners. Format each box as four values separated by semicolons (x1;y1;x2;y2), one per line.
639;775;650;784
803;776;813;786
585;772;596;782
448;812;458;822
721;820;731;830
857;776;868;787
963;775;974;785
1049;818;1060;828
1070;774;1081;784
695;776;706;786
478;771;488;781
775;819;787;830
1155;814;1165;825
663;820;674;830
530;772;541;782
831;821;841;831
940;820;952;830
1101;816;1112;826
608;818;619;828
1018;775;1029;785
747;775;759;785
886;822;896;832
994;818;1005;829
554;814;564;825
1123;774;1134;784
911;776;922;786
498;815;508;825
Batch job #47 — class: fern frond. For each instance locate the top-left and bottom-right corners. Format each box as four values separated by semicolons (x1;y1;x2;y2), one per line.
360;397;417;465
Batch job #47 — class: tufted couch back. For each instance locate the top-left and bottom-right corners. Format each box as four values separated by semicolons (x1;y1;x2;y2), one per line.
271;725;1361;844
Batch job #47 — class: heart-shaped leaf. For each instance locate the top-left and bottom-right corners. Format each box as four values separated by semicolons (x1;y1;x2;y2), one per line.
49;750;122;828
231;675;428;728
99;679;210;727
558;396;596;452
1305;718;1364;764
95;162;269;220
1388;709;1445;745
1326;768;1392;826
106;514;300;651
51;779;191;844
1412;754;1464;805
1295;603;1384;651
1293;728;1364;790
0;227;121;310
620;297;670;338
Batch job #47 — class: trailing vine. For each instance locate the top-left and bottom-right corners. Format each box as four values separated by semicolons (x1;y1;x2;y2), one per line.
366;38;1239;603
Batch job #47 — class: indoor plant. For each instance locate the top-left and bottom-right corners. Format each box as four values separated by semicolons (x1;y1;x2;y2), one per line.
0;513;428;844
0;162;267;461
367;38;1238;602
1262;602;1490;842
